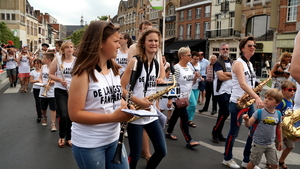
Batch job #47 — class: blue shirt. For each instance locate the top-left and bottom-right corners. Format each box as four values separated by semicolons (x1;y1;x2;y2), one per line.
276;98;294;116
199;58;209;76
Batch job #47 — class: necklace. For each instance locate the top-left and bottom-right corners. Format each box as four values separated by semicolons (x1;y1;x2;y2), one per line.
101;70;116;110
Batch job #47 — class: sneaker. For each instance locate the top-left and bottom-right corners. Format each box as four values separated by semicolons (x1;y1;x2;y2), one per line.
222;159;240;169
13;82;16;87
241;162;261;169
41;118;47;126
219;133;227;142
51;123;57;132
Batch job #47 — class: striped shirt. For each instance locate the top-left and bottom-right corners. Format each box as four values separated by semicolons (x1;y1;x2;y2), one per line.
206;64;214;82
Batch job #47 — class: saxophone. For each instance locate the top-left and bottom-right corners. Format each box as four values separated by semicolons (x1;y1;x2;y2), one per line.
282;109;300;141
237;69;272;109
128;75;176;122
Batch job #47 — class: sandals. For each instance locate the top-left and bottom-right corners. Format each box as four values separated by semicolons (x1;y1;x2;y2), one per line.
165;133;178;140
186;140;199;148
188;121;196;128
66;140;72;147
279;162;289;169
58;138;65;148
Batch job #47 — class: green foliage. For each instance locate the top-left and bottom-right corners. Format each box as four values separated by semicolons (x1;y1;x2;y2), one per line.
0;22;20;48
98;15;108;21
65;26;86;46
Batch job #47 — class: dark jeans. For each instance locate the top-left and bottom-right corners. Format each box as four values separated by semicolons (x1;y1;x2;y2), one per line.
127;120;166;169
224;102;255;162
212;93;230;135
33;88;41;118
167;103;192;142
202;81;217;111
55;88;71;140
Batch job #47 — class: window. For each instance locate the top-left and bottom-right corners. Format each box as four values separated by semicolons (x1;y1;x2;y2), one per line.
186;24;192;39
1;13;5;20
246;15;273;41
195;23;200;39
179;25;184;40
168;4;175;16
287;0;297;22
188;9;192;20
204;21;210;38
196;8;201;19
229;12;235;28
216;14;221;36
6;14;10;20
180;11;184;21
11;14;15;20
205;6;210;18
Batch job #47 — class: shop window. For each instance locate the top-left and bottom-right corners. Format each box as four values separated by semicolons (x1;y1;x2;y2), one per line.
246;15;273;41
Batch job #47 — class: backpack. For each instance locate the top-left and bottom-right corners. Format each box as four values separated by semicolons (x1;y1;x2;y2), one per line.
280;99;294;112
249;109;282;136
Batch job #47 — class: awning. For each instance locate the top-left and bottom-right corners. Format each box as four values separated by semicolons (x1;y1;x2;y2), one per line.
164;39;205;53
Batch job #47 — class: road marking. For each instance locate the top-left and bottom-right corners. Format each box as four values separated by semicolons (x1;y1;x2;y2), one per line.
4;84;21;93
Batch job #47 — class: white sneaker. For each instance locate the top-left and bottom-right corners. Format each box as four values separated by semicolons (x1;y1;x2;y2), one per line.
222;159;240;169
241;162;261;169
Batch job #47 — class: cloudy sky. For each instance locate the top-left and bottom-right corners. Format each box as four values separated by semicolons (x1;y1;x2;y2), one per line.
28;0;120;25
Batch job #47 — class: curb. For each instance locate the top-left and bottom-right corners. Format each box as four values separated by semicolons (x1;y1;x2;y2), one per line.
0;78;9;91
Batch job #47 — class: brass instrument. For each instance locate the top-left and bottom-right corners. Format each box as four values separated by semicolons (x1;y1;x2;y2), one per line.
128;75;176;122
41;78;51;97
237;70;272;109
57;60;69;93
282;109;300;141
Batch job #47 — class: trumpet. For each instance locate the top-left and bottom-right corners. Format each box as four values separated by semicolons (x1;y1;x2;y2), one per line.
57;62;69;93
42;78;51;97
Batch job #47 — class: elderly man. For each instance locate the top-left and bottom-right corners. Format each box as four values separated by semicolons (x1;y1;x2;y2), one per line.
211;43;233;143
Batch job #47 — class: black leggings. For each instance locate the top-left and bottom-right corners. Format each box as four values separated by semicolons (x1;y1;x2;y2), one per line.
33;88;42;118
55;88;72;140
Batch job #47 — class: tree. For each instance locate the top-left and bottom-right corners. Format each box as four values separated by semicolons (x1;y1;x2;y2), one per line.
0;22;20;48
65;26;86;46
98;15;108;21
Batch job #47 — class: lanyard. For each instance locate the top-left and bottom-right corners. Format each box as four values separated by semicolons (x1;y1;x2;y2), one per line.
143;59;154;97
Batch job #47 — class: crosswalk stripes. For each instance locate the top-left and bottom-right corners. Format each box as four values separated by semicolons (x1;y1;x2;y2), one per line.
4;84;22;93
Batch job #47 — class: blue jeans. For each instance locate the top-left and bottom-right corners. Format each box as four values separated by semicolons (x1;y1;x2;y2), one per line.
127;120;167;169
187;89;199;121
72;140;129;169
224;102;255;162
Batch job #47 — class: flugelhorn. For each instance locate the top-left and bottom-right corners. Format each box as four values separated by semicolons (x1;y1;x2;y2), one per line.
41;78;51;97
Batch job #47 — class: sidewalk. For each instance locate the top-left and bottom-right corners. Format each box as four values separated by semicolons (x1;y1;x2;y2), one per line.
0;70;9;90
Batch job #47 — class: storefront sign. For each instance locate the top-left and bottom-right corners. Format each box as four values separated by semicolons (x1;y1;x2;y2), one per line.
256;43;263;51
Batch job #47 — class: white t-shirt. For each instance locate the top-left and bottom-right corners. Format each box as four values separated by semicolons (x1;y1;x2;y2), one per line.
174;64;194;99
71;69;122;148
54;56;75;90
116;49;128;74
30;69;41;89
18;55;31;73
39;65;55;98
188;62;201;90
213;61;232;96
230;58;256;103
5;56;17;69
130;61;158;125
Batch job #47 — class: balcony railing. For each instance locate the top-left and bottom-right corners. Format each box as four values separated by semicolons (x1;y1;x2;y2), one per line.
206;28;240;38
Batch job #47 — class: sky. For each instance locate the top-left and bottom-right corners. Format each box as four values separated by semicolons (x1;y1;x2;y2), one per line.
28;0;121;25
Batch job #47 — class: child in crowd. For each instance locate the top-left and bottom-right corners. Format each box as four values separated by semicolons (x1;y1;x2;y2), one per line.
275;80;296;169
159;67;173;125
30;59;42;123
39;53;57;131
242;88;283;169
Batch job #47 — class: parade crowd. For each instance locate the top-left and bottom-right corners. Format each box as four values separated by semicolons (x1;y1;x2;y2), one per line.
1;20;299;169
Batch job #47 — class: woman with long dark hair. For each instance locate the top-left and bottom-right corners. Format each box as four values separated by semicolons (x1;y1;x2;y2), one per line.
68;21;133;169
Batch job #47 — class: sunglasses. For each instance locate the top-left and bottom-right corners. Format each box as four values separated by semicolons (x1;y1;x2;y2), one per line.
283;88;297;92
247;44;257;48
221;48;229;51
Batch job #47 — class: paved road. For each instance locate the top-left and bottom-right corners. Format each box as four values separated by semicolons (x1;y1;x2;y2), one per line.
0;79;299;169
